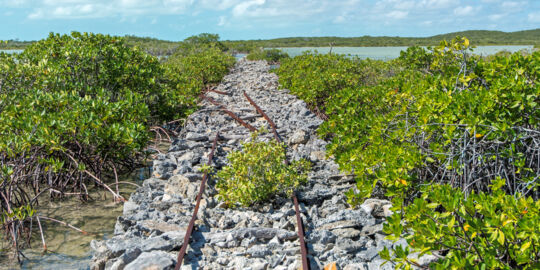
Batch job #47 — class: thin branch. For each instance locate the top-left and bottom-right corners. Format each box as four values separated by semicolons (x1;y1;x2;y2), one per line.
37;215;88;235
36;216;47;252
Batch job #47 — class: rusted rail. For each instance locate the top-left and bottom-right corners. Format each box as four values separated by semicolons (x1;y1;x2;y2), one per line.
203;95;257;132
243;91;282;141
243;91;277;129
207;88;230;95
243;92;311;270
204;85;230;96
174;132;220;270
174;93;310;269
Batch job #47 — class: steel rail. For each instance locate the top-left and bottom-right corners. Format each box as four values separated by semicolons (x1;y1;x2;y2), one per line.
174;93;310;269
203;95;257;132
242;91;283;141
206;88;230;95
243;91;311;270
292;194;309;270
174;132;220;270
243;91;277;129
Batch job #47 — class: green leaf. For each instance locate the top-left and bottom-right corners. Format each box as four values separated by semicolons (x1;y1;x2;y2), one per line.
520;241;531;252
497;229;505;245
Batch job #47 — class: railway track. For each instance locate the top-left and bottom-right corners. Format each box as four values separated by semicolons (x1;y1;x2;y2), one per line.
175;91;310;270
92;59;396;270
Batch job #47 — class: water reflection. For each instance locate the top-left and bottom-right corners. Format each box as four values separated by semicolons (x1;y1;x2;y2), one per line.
0;166;152;270
0;50;23;54
276;45;534;60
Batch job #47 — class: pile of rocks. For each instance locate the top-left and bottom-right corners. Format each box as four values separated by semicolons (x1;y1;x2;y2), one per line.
90;59;434;270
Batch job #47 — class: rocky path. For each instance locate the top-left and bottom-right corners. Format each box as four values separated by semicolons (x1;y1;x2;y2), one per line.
90;59;417;270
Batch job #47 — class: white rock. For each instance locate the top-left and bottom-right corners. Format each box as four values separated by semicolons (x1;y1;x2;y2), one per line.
288;130;309;145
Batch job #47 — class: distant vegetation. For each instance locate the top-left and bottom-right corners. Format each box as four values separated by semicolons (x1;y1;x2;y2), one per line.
124;35;179;56
246;48;290;63
3;29;539;54
164;34;234;87
0;39;34;50
225;29;540;50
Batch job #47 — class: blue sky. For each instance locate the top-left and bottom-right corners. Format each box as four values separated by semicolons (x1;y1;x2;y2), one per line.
1;0;539;41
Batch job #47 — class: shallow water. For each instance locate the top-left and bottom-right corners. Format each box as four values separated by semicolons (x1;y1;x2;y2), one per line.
0;166;152;270
0;49;23;54
277;45;534;59
234;53;247;60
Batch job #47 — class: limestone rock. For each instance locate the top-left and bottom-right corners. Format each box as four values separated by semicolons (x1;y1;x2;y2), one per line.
164;175;198;201
360;199;392;218
289;130;309;145
360;223;384;236
310;150;326;162
124;251;175;270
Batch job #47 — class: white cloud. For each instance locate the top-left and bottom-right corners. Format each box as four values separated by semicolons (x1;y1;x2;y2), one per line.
501;1;519;8
5;0;537;38
199;0;242;10
229;0;331;19
500;1;527;11
1;0;28;7
386;10;408;19
454;5;475;16
43;0;89;4
217;15;227;26
28;10;44;19
489;13;505;21
528;11;540;22
333;15;346;23
418;0;458;9
375;0;459;12
24;0;342;21
231;0;265;17
394;1;416;10
27;0;193;19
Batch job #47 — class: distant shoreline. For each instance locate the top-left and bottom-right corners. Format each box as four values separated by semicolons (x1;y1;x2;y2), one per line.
263;43;537;48
273;45;534;60
4;43;537;50
2;28;538;51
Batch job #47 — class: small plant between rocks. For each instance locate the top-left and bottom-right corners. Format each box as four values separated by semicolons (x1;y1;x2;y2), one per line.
216;131;310;208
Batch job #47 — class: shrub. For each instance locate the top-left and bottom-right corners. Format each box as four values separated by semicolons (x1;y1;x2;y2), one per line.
376;39;539;269
277;37;539;268
382;181;540;269
17;32;178;124
159;34;235;122
0;34;154;253
321;38;539;207
178;33;227;54
277;52;395;115
247;48;289;63
216;132;310;207
165;46;235;86
0;32;235;255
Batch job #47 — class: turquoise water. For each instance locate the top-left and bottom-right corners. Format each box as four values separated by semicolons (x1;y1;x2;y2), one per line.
5;47;533;60
0;49;23;54
235;53;247;60
276;45;534;60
